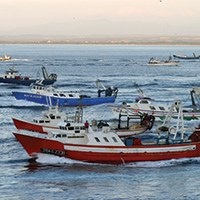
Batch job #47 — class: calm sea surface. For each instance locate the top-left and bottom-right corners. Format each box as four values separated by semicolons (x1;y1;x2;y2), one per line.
1;44;200;200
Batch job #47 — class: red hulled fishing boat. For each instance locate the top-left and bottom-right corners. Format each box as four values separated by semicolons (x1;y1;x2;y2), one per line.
13;101;200;164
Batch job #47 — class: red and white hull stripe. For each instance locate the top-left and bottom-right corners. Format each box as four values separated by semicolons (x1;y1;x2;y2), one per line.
13;131;200;164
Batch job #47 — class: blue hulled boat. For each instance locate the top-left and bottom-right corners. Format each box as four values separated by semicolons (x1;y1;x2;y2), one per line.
12;80;118;106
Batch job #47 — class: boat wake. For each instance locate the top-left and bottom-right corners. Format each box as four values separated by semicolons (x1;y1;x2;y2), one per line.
11;58;29;61
0;93;14;97
35;154;200;168
36;153;91;165
126;157;200;168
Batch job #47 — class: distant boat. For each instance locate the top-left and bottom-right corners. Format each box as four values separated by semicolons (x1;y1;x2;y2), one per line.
147;56;179;66
0;66;57;86
173;53;200;60
0;55;11;61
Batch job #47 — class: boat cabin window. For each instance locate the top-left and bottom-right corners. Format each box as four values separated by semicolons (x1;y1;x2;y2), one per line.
159;106;165;111
45;121;50;123
49;115;55;119
56;134;61;138
95;137;100;142
60;126;65;130
65;123;71;126
62;134;67;137
53;93;58;96
103;137;109;142
68;127;74;130
75;127;80;133
39;120;45;123
150;106;156;110
69;94;74;97
60;93;66;97
140;100;149;104
55;134;67;138
56;116;61;119
112;137;118;143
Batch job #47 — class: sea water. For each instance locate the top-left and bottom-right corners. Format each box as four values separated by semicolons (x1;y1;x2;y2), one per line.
1;44;200;200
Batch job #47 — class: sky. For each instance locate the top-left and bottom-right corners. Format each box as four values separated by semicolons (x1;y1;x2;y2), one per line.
1;0;200;36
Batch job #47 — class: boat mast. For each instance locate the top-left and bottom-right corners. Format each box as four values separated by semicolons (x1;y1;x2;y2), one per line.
74;106;83;123
190;88;200;111
42;66;49;79
159;100;186;142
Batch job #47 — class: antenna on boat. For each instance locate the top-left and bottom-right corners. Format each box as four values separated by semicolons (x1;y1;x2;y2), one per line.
42;66;49;79
134;82;144;97
96;79;106;90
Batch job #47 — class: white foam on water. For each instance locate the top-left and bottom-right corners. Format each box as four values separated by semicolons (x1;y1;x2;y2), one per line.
36;153;88;165
126;157;200;168
35;153;200;168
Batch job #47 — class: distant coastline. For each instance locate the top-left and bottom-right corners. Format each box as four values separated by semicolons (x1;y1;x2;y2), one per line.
0;35;200;45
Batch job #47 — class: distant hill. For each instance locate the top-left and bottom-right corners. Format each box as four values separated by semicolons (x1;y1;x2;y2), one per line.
0;35;200;45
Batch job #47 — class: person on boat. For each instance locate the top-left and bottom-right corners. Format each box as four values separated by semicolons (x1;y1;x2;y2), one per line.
98;89;105;97
140;114;155;130
97;120;109;129
105;87;112;96
84;120;89;132
113;87;118;97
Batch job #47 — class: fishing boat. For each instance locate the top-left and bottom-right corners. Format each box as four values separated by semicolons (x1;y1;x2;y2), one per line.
111;99;200;121
0;66;57;86
13;101;200;164
13;102;154;138
147;56;179;66
0;55;11;61
12;80;118;106
173;53;200;60
12;106;68;134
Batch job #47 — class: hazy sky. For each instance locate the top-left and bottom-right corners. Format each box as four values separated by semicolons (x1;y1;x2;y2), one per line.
1;0;200;36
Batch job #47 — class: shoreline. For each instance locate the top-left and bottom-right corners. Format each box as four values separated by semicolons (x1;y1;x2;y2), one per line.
0;42;200;45
0;35;199;45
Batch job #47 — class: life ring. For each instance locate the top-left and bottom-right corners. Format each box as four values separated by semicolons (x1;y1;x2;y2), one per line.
169;126;176;135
